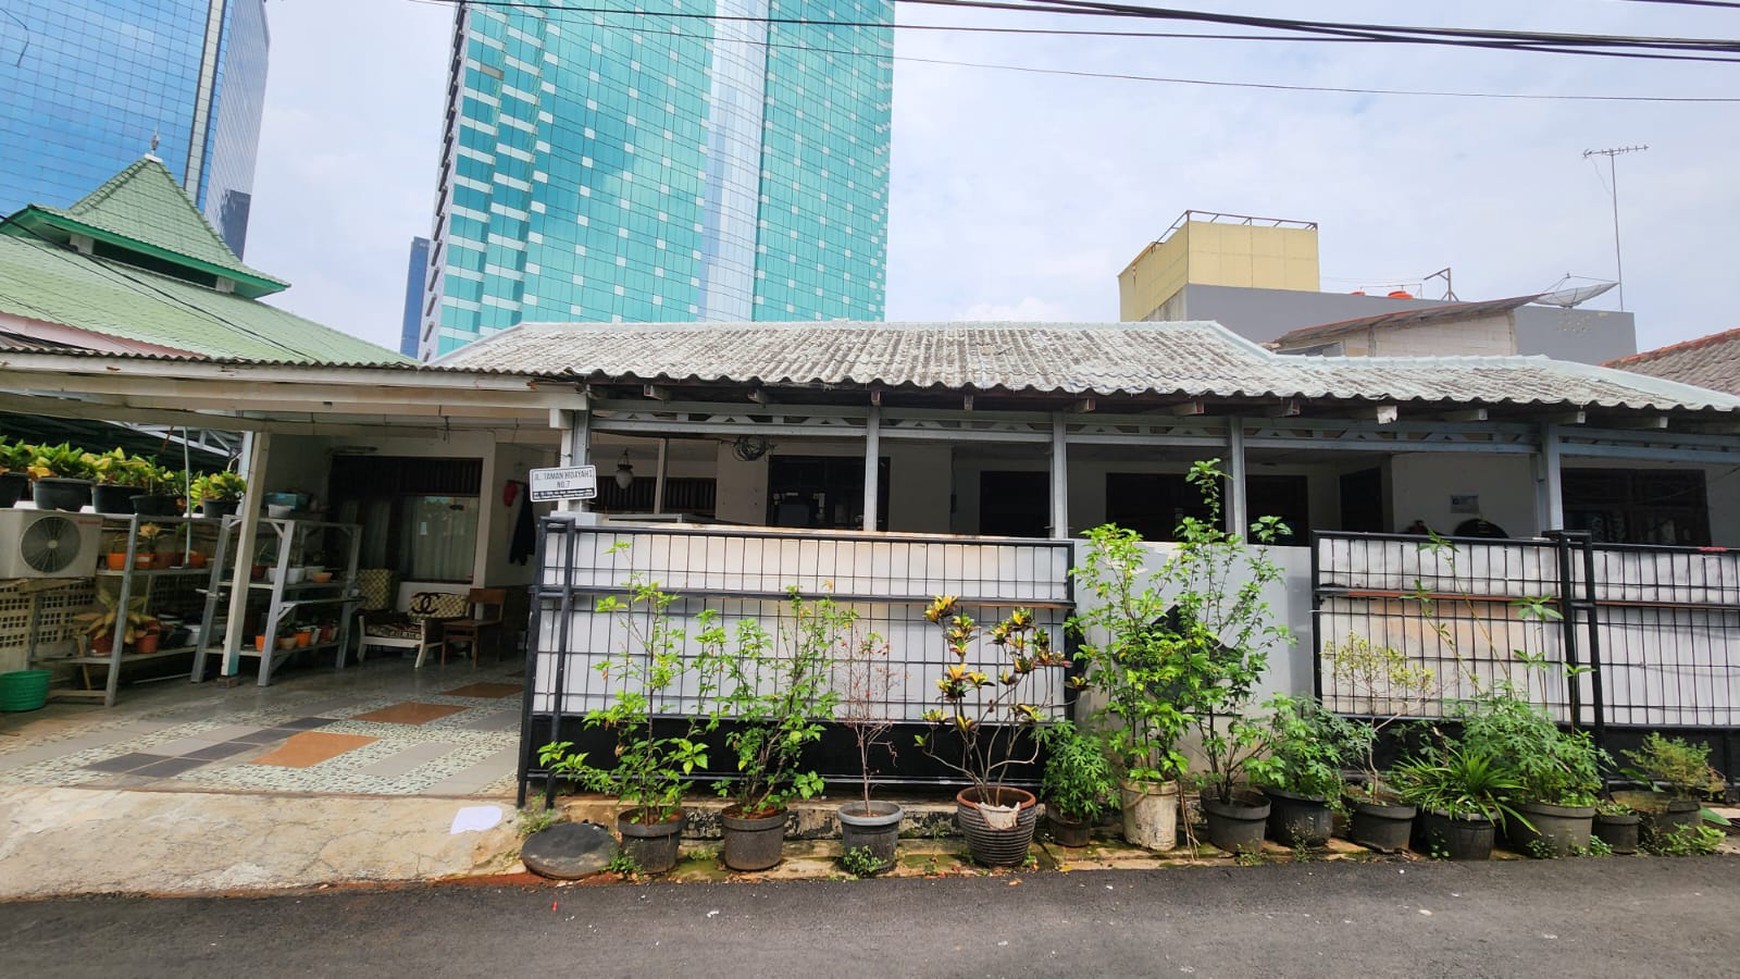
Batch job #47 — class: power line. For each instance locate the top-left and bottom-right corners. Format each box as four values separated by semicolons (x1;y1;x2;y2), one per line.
1615;0;1740;9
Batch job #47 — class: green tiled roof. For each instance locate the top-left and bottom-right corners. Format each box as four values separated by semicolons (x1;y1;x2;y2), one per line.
3;157;287;298
0;234;405;365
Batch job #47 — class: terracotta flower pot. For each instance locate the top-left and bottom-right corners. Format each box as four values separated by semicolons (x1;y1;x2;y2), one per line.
105;552;129;571
134;633;159;655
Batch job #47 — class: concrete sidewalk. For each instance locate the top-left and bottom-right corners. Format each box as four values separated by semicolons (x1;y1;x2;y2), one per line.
0;784;523;900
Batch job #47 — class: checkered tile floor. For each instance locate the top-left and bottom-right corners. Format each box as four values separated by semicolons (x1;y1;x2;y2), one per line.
0;654;525;797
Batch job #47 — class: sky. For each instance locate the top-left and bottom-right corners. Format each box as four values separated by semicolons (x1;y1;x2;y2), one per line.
245;0;1740;356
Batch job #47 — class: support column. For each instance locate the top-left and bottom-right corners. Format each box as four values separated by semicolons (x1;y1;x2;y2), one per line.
1227;417;1248;541
1537;423;1564;532
653;437;669;515
1050;412;1070;539
553;407;591;515
862;405;881;532
221;430;270;677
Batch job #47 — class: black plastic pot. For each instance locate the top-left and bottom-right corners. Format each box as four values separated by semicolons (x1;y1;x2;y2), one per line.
92;483;140;514
838;800;903;871
1046;808;1094;848
130;493;180;516
721;806;788;871
1346;794;1417;853
1508;800;1595;857
1594;811;1640;854
201;498;241;519
1203;793;1271;854
1264;788;1333;847
1419;809;1496;860
32;477;91;512
956;786;1039;867
1641;798;1703;845
617;809;685;875
0;471;25;508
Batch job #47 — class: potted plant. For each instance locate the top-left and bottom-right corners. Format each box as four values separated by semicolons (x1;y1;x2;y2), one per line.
1620;733;1726;846
918;598;1069;867
133;618;162;654
833;610;903;875
699;589;840;872
1392;740;1529;860
88;448;147;514
1457;686;1607;857
71;591;151;656
133;523;163;569
131;460;181;516
1593;797;1641;855
25;441;97;510
536;568;713;875
1037;720;1117;848
192;470;246;518
0;437;30;507
1325;634;1440;852
1254;694;1357;848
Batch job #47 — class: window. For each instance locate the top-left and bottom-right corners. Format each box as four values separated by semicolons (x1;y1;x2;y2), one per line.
328;457;483;582
767;455;889;530
1105;473;1308;544
1563;468;1710;545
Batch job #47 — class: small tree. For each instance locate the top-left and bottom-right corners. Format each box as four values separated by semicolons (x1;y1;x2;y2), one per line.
1327;634;1441;799
834;610;898;811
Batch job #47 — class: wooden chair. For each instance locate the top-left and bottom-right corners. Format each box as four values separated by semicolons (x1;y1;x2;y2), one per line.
358;590;467;668
441;588;506;667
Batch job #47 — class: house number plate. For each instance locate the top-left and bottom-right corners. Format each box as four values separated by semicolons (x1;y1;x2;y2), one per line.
529;466;598;502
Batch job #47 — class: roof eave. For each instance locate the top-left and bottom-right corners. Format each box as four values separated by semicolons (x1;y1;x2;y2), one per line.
10;207;288;297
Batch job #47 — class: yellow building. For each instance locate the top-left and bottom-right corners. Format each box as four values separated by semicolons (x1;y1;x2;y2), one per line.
1118;211;1320;322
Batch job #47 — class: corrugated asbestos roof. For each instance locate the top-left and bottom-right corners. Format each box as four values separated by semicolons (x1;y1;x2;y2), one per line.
0;235;406;365
437;320;1740;412
1268;295;1538;348
1606;328;1740;396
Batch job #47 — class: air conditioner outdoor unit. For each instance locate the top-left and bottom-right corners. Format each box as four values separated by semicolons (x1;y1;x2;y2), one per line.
0;510;103;579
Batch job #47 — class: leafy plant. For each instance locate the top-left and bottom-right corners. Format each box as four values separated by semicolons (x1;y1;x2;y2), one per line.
1254;693;1360;802
516;804;562;837
1622;733;1724;800
537;554;715;823
1325;634;1440;800
1456;686;1608;807
193;469;247;501
0;436;33;475
1038;720;1117;822
917;600;1069;804
701;588;841;816
830;604;897;811
839;845;887;878
605;849;641;875
1642;823;1723;857
88;448;145;486
24;442;97;481
71;589;153;645
1391;740;1531;827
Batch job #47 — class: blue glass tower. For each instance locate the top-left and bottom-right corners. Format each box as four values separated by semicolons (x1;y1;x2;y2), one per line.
0;0;269;256
401;236;431;357
417;0;892;359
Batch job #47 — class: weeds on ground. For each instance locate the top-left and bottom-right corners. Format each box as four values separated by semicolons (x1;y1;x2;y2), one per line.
606;849;640;875
840;846;887;878
1643;824;1724;857
516;804;562;837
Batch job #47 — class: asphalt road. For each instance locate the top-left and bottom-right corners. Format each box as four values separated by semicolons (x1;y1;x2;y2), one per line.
3;857;1737;977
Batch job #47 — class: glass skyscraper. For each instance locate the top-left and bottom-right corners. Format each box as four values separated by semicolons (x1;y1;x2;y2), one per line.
0;0;268;256
416;0;892;359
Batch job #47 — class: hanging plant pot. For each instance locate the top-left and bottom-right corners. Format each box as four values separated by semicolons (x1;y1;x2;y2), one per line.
32;477;92;512
0;471;27;508
1263;788;1333;848
1419;809;1496;860
1345;793;1418;853
92;484;139;514
1202;792;1271;854
721;806;788;872
1594;811;1640;854
1508;801;1596;857
838;800;903;872
1046;808;1094;848
1120;777;1180;851
617;808;685;875
955;786;1039;867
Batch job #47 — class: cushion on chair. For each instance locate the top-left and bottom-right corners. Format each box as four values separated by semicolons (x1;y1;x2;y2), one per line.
408;591;469;621
355;569;397;612
366;618;425;641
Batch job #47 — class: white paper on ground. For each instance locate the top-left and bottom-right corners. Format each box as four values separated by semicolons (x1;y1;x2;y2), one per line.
450;805;504;834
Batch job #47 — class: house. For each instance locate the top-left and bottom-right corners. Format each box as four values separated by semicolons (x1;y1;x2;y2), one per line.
1267;296;1536;358
1605;327;1740;396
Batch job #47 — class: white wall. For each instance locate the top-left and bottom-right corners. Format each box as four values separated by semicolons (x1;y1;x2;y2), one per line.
1389;452;1538;538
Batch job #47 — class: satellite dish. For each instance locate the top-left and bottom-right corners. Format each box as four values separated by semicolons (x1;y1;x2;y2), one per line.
1533;280;1617;309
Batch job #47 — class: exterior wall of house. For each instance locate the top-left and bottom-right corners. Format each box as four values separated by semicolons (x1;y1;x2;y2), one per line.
1119;221;1320;322
1310;313;1515;358
1388;452;1539;538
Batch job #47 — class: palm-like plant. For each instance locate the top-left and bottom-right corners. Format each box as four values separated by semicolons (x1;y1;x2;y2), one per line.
1392;741;1531;827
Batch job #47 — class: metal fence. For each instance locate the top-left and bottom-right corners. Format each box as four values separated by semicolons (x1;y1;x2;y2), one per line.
1313;530;1740;771
517;518;1075;802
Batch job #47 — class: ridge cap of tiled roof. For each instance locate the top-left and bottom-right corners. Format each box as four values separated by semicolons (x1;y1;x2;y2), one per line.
1605;326;1740;367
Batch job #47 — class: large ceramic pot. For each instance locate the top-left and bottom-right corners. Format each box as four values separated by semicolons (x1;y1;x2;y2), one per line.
721;806;788;872
956;786;1039;867
1345;793;1417;853
1263;787;1333;848
617;808;685;875
1593;811;1640;854
1508;800;1596;857
32;477;91;512
1120;777;1180;851
1419;809;1496;860
1202;792;1271;854
838;800;903;872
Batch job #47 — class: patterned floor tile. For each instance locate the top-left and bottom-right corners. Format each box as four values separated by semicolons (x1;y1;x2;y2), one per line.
249;732;379;768
351;702;468;725
442;682;522;699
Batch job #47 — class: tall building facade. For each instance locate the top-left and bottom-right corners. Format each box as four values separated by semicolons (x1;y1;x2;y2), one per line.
401;237;432;357
0;0;268;256
416;0;892;360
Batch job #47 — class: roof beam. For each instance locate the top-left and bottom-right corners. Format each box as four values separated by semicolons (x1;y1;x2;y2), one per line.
748;388;770;405
963;394;974;413
1546;409;1587;426
1375;404;1399;425
1170;400;1205;416
1265;399;1302;418
1607;414;1670;430
642;384;670;401
1439;408;1488;423
1067;397;1097;414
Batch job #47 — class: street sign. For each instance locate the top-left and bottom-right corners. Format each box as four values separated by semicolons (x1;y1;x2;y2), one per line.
528;465;598;502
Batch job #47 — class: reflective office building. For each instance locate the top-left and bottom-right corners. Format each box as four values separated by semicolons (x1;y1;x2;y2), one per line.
415;0;893;359
0;0;269;256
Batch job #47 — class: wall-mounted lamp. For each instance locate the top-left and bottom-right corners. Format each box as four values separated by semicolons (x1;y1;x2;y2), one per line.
614;449;635;490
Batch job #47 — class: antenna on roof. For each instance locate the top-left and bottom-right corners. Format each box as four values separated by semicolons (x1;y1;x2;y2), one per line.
146;131;160;161
1425;267;1458;302
1535;275;1618;309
